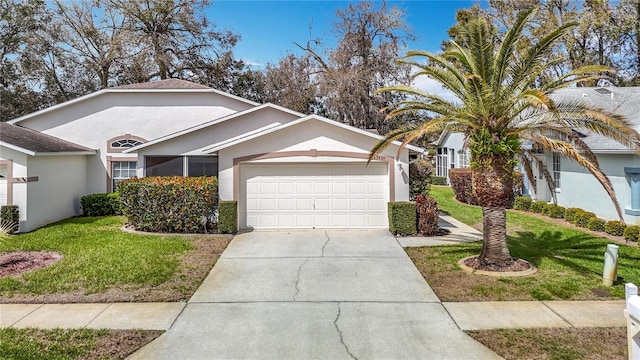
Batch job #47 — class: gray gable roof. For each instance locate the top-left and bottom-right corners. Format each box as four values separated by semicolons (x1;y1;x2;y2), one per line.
113;78;211;90
0;122;95;155
552;87;640;153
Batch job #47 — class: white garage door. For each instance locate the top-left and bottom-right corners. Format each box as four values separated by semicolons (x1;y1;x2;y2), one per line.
240;163;388;229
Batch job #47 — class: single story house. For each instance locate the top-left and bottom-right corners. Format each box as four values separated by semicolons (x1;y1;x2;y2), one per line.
1;79;423;232
435;86;640;223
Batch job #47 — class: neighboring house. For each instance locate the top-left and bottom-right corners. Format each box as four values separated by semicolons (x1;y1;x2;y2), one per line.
432;131;470;182
434;87;640;223
1;79;423;232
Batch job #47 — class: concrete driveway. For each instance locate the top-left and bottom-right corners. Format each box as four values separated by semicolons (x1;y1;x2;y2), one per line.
130;230;499;360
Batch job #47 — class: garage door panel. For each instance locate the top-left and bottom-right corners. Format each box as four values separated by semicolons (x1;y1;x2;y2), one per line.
241;163;388;229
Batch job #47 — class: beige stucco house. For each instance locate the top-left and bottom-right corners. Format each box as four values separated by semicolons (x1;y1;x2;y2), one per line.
1;79;423;232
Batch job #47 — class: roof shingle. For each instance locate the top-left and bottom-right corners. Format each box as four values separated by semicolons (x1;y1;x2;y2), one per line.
0;122;95;154
113;79;211;90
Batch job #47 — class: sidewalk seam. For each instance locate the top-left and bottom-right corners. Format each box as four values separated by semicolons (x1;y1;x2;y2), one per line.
440;303;463;331
166;302;188;330
7;303;44;328
84;303;112;329
541;301;575;328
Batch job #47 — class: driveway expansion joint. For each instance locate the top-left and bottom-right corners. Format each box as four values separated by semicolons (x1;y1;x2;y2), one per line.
333;302;357;360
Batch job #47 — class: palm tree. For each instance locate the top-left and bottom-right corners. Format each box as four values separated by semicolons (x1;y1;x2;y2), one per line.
372;8;640;268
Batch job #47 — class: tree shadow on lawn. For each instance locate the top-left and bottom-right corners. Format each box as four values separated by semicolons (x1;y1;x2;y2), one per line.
508;230;640;277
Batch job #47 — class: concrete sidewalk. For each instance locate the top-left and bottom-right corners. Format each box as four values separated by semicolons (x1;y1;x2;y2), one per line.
397;213;483;247
0;300;626;331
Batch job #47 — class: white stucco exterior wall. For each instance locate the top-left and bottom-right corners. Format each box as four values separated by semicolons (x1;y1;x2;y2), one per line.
216;119;411;202
134;107;300;157
555;154;640;223
24;155;88;232
14;91;254;194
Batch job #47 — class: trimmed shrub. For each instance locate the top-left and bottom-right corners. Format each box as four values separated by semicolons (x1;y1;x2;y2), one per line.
0;205;19;234
529;201;547;214
218;201;237;234
449;168;476;205
624;225;640;243
564;208;582;223
605;220;627;236
119;176;218;233
586;218;606;232
542;204;565;219
429;176;447;185
513;196;532;211
415;195;439;235
388;202;417;236
409;159;432;199
575;211;596;228
80;193;122;216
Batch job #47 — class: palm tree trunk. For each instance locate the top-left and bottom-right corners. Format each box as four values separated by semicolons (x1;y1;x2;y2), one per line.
479;206;512;266
472;155;514;267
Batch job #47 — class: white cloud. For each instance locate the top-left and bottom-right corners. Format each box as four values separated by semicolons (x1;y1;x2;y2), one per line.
242;59;264;68
410;66;459;103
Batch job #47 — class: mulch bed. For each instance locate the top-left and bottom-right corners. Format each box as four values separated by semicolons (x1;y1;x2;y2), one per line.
0;252;62;278
463;256;532;272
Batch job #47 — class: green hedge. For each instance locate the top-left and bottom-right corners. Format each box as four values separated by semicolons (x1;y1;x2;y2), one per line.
586;218;606;232
119;176;218;233
0;205;19;234
564;208;582;223
388;202;417;236
429;176;447;185
409;159;432;198
542;203;565;219
218;201;237;234
80;193;122;216
513;196;532;211
605;220;626;236
529;201;547;214
624;225;640;242
574;210;596;228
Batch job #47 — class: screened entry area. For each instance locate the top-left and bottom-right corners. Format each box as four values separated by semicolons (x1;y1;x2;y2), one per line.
144;156;218;177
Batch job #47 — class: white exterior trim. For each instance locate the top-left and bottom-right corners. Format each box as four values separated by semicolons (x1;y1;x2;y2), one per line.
204;115;425;154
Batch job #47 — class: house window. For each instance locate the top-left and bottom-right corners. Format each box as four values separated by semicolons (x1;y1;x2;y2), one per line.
552;153;561;189
112;161;137;191
188;156;218;177
145;156;183;176
436;148;448;178
145;156;219;177
449;148;455;168
107;134;147;153
458;150;470;168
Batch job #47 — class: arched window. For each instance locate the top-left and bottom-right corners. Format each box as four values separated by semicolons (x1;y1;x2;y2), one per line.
107;134;147;153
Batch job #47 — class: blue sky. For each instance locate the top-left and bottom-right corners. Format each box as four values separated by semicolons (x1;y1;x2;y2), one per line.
207;0;485;68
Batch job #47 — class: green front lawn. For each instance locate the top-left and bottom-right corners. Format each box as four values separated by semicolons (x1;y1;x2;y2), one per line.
0;328;162;360
408;186;640;301
0;216;229;302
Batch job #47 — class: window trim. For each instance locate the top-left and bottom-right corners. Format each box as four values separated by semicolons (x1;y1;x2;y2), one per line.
106;156;137;192
107;134;147;153
552;153;561;191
